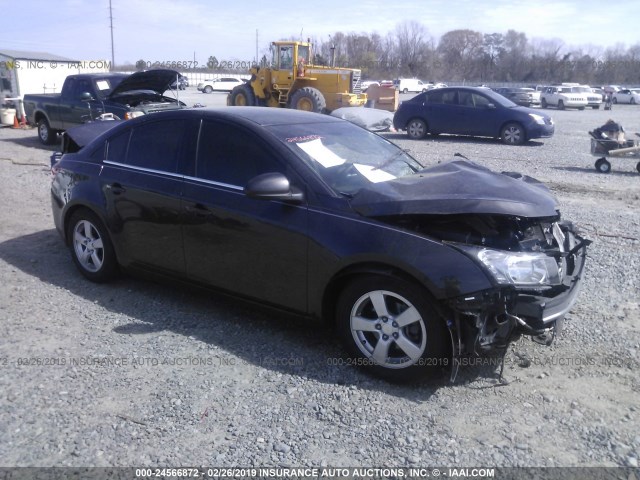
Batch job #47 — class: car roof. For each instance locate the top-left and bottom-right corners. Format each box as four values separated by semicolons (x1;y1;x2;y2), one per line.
201;107;342;126
72;108;346;155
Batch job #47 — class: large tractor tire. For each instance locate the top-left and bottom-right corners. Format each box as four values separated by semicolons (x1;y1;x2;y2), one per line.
228;84;256;106
289;87;327;113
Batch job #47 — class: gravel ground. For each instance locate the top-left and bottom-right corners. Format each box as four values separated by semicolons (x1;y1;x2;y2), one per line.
0;92;639;469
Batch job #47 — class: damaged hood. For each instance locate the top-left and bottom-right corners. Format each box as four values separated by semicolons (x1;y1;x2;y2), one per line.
351;158;559;218
108;69;181;97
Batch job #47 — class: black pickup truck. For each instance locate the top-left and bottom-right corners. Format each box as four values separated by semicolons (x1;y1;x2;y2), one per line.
24;69;185;144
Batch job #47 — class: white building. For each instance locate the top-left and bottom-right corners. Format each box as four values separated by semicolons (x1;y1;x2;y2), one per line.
0;49;110;98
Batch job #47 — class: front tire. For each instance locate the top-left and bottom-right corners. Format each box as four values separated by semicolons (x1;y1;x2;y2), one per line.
612;97;618;104
289;87;326;113
406;118;427;140
541;98;548;108
38;118;56;145
67;210;118;282
203;85;213;94
336;275;450;382
229;84;256;106
501;122;525;145
558;100;565;110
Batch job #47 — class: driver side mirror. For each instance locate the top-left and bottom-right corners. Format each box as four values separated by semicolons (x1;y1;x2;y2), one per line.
486;103;496;109
244;172;304;203
79;92;94;101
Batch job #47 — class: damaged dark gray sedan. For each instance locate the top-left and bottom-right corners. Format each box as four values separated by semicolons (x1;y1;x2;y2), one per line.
50;107;589;382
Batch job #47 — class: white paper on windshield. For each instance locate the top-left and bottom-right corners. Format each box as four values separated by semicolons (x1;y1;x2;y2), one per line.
353;164;396;183
96;80;110;91
297;138;345;168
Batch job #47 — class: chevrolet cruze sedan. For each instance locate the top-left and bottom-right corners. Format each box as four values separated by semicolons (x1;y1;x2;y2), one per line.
393;86;555;145
51;108;587;382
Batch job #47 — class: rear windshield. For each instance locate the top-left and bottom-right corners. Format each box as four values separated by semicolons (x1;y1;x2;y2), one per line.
93;77;126;99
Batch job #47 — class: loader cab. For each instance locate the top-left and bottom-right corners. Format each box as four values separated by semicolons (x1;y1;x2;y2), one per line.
271;42;311;74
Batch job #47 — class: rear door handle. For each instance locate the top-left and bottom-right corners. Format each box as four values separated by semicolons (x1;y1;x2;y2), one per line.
185;204;213;217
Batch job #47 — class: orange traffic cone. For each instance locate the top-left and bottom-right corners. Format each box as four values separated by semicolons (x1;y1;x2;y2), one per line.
12;114;19;129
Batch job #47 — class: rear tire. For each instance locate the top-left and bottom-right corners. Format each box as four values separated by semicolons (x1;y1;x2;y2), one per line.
289;87;326;113
229;84;256;106
336;275;450;382
38;118;56;145
67;209;118;282
631;98;636;105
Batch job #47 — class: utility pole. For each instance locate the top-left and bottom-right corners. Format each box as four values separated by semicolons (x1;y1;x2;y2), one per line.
109;0;115;70
255;29;259;66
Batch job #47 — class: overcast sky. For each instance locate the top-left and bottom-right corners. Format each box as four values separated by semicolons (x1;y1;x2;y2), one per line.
1;0;638;65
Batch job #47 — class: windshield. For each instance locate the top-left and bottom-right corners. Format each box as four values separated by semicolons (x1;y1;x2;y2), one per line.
268;121;422;195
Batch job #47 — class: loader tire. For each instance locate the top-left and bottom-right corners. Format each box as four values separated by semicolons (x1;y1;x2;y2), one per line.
229;84;256;106
290;87;327;113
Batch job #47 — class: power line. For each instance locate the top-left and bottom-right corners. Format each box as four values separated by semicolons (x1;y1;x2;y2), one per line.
109;0;115;69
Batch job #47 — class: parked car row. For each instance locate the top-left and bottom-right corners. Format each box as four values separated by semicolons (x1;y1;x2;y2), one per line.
361;79;447;93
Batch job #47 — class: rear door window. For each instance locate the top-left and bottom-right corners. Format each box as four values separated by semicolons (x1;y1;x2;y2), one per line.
125;119;186;173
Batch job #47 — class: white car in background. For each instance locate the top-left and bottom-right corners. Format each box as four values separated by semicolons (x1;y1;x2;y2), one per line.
612;88;640;105
571;85;603;109
197;77;244;93
540;85;588;110
393;78;429;93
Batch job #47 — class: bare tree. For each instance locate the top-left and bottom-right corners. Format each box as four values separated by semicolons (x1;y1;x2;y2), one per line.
437;29;484;80
394;21;433;77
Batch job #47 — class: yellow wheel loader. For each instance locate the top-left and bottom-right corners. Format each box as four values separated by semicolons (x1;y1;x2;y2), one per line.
228;41;367;113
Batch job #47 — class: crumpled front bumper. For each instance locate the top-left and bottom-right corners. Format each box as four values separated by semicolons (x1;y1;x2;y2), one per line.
449;227;590;353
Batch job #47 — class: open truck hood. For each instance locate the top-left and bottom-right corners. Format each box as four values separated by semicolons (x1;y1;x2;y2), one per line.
351;158;559;218
108;69;181;97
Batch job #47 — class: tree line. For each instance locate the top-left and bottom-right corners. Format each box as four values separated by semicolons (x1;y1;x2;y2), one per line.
307;21;640;85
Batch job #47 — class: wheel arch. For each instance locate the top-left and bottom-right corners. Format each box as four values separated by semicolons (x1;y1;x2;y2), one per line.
63;203;112;247
321;261;445;327
33;109;49;125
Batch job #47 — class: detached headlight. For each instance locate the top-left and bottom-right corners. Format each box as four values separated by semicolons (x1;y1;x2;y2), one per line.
461;247;561;286
529;113;546;125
